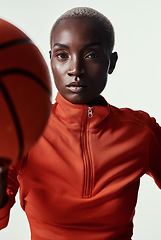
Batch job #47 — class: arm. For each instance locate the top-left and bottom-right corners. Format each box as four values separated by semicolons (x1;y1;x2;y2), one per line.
0;159;20;230
0;165;8;209
147;117;161;188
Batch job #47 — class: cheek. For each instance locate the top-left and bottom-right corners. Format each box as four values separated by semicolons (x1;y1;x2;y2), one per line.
50;61;62;90
51;59;66;78
87;63;108;80
89;64;108;93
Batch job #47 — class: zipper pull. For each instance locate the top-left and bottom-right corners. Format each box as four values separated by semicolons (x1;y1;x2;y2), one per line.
88;106;93;118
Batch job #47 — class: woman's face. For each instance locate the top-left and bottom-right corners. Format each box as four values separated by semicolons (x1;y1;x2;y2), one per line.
50;18;116;104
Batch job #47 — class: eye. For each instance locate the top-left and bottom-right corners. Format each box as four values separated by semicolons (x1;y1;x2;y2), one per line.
55;51;69;60
85;52;100;59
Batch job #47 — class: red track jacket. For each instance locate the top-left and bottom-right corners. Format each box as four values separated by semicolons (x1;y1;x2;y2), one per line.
0;93;161;240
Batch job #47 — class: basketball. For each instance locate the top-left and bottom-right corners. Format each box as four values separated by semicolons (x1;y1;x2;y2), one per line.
0;18;52;165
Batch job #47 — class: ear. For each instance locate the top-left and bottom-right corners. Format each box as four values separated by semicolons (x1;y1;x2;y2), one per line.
49;50;51;59
108;52;118;74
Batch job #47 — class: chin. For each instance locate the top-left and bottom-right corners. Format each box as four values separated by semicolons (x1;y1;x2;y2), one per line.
63;94;91;105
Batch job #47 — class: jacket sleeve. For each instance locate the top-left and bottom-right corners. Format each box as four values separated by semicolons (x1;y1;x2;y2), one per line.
147;117;161;189
0;164;20;230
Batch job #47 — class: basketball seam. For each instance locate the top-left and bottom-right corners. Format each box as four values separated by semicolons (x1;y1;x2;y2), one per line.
0;69;52;96
0;80;24;160
0;38;32;50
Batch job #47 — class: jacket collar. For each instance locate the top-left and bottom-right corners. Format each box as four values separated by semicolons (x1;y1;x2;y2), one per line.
53;92;110;129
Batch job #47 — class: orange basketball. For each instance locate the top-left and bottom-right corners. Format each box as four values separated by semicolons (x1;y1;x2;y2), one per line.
0;18;52;165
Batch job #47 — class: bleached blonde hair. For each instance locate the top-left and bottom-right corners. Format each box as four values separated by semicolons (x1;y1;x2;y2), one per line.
50;7;115;53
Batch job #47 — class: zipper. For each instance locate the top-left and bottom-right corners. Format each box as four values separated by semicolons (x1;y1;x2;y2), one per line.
82;106;93;198
88;106;93;118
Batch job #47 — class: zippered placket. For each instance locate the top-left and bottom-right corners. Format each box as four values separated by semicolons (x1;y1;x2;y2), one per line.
82;106;93;198
88;106;93;118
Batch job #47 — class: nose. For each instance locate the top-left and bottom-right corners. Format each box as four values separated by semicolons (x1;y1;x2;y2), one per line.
67;55;85;78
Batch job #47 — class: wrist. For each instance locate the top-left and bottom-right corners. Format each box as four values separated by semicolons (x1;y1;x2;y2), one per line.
0;166;8;208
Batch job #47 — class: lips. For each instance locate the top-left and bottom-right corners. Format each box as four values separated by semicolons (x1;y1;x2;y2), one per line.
66;81;87;93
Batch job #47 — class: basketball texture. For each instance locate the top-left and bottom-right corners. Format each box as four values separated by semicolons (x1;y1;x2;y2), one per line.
0;18;52;165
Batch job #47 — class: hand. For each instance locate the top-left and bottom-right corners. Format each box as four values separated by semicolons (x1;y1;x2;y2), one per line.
0;158;11;168
0;161;9;208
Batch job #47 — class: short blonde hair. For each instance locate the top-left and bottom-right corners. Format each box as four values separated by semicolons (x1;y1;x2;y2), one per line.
50;7;115;53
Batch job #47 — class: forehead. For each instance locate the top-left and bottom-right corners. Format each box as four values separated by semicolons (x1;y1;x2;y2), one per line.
51;18;108;48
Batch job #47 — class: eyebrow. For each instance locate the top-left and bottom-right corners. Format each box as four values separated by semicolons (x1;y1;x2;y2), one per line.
52;42;102;49
53;43;69;49
84;42;103;48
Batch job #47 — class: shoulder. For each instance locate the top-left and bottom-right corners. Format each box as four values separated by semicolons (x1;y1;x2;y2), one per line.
44;103;57;124
109;104;160;134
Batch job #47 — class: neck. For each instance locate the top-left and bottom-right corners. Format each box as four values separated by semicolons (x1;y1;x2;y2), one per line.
85;95;107;107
